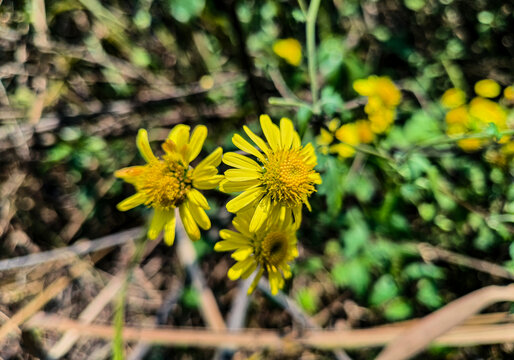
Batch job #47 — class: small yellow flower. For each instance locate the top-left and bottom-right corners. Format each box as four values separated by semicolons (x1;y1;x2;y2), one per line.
441;88;466;109
215;210;298;295
273;38;302;66
474;79;501;98
115;126;223;244
331;123;360;158
354;76;401;108
457;138;484;152
356;120;375;144
468;97;507;129
503;86;514;102
445;106;469;125
368;108;396;134
221;115;321;232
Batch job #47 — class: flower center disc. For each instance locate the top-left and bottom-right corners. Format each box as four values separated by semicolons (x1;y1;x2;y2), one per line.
138;157;192;210
262;150;315;206
259;231;289;266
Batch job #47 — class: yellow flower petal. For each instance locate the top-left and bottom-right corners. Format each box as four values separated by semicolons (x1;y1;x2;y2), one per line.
219;179;260;193
188;202;210;230
232;134;265;161
136;129;157;163
247;267;264;294
193;175;224;190
226;187;265;213
228;257;254;280
222;152;262;172
232;247;254;261
215;240;248;251
219;229;249;242
117;193;146;211
280;117;294;150
195;147;223;171
187;188;210;210
186;125;208;163
148;209;168;240
243;125;271;155
168;124;190;155
249;195;271;232
225;169;262;182
260;114;281;151
179;203;200;241
163;213;176;246
114;166;145;184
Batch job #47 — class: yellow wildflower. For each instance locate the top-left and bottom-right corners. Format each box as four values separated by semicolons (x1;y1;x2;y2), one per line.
445;106;469;125
474;79;501;98
355;120;374;144
315;128;334;155
331;123;360;158
441;88;466;109
468;97;507;129
215;209;298;295
354;76;401;108
457;138;484;152
221;115;321;232
503;86;514;102
115;126;223;244
273;38;302;66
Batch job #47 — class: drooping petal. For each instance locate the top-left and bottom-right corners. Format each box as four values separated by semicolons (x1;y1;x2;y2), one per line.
186;125;208;163
148;209;168;240
247;267;264;294
227;257;255;280
187;188;210;210
226;187;265;213
260;114;281;151
188;202;210;230
117;193;146;211
163;213;176;246
249;195;271;232
136;129;157;163
179;203;200;241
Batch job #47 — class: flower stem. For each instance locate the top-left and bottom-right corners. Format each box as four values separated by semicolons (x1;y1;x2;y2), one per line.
268;97;312;110
306;0;321;113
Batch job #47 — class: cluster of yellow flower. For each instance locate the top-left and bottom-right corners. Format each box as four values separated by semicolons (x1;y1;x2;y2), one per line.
115;115;321;295
442;79;513;156
316;75;401;158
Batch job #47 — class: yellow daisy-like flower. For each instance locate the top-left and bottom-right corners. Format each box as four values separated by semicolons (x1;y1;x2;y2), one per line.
221;115;321;232
115;126;223;245
474;79;501;98
215;210;298;295
273;38;302;66
441;88;466;109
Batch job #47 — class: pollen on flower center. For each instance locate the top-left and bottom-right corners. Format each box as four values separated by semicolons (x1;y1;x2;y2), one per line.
258;231;289;266
137;156;192;210
261;149;315;206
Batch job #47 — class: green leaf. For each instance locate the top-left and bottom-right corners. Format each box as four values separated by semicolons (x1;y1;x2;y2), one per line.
416;279;443;309
403;263;445;280
169;0;205;23
384;297;412;321
369;274;399;306
331;259;370;296
295;288;318;315
320;87;344;116
296;106;313;138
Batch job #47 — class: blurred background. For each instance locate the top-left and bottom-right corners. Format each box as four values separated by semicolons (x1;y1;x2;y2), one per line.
0;0;513;359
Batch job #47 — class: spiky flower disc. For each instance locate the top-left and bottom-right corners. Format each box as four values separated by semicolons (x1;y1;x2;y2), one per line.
115;125;223;245
221;115;321;232
215;210;298;295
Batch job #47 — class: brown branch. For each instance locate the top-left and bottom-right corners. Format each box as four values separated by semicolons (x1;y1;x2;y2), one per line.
376;285;514;360
24;311;514;350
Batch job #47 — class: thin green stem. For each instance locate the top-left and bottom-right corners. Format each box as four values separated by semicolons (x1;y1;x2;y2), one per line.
306;0;321;112
268;97;312;110
112;235;148;360
297;0;308;16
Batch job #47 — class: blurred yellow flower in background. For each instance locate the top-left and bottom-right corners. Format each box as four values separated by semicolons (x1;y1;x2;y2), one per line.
441;88;466;109
115;126;223;244
503;86;514;102
353;75;401;134
331;123;360;158
474;79;501;98
215;210;298;295
273;38;302;66
221;115;321;232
